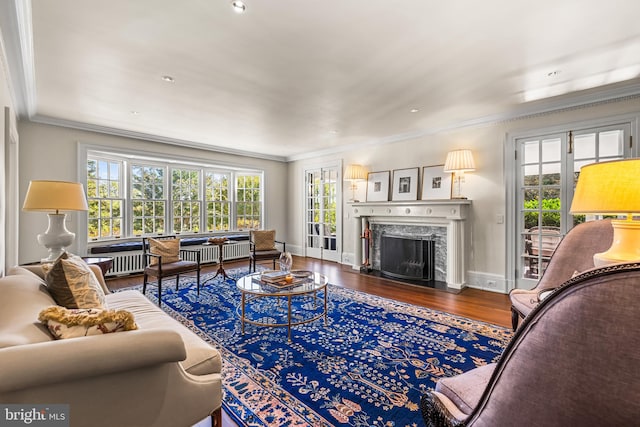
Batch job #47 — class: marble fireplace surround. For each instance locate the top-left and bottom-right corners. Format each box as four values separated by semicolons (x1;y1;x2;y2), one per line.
350;200;471;290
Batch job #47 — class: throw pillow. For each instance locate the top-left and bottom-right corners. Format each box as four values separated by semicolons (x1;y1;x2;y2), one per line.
252;230;276;251
39;306;137;339
148;238;181;265
42;252;107;309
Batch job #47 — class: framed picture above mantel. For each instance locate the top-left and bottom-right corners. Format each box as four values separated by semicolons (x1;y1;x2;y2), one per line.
366;171;390;202
391;167;419;201
421;165;452;200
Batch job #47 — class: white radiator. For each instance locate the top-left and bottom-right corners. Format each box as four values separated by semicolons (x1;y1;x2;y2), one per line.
103;242;250;276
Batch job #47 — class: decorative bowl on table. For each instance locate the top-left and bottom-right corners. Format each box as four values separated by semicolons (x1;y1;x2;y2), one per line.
208;237;228;245
291;270;312;278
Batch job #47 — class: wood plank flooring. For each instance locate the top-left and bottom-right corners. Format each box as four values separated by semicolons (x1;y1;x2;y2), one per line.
106;256;512;426
105;256;512;328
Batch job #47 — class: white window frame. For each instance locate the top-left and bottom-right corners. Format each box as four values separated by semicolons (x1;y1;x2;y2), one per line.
505;113;638;291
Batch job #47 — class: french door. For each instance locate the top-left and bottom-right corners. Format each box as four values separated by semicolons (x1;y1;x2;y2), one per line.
304;165;340;262
514;122;631;289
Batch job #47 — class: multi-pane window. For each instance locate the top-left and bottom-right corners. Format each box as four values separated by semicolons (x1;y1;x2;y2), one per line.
516;123;630;282
86;150;263;241
172;168;201;233
236;173;262;230
205;171;231;231
87;157;124;239
131;164;166;235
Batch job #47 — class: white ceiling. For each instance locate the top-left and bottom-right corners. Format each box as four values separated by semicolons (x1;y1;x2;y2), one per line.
3;0;640;161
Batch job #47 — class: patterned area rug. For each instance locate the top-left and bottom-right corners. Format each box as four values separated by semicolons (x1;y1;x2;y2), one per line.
142;268;512;426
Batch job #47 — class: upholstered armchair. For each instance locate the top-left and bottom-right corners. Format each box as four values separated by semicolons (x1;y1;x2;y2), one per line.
249;230;286;272
509;219;613;330
142;236;201;306
421;262;640;426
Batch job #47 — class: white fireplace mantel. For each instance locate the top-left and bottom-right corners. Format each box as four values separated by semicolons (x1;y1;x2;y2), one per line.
350;200;472;290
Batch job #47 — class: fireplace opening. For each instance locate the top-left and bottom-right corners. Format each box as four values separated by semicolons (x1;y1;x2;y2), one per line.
380;233;435;282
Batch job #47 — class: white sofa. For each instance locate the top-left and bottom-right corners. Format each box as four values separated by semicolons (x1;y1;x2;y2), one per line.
0;264;222;427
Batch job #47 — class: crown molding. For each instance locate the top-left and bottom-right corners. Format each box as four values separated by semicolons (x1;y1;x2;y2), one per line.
30;114;288;163
0;0;35;118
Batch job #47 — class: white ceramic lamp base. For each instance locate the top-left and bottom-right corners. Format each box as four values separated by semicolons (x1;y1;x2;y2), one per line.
37;213;75;263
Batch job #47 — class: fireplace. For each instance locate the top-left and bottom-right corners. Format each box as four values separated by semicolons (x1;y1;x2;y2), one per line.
350;200;471;290
380;233;435;281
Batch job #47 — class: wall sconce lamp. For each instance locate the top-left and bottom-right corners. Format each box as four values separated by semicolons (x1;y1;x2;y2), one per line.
344;164;368;202
23;180;89;262
570;159;640;267
444;149;476;199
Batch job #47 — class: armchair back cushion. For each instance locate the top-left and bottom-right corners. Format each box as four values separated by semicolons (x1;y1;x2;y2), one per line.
251;230;276;251
148;238;180;265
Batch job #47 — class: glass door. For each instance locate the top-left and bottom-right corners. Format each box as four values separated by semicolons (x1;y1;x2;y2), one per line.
515;122;630;288
305;165;340;262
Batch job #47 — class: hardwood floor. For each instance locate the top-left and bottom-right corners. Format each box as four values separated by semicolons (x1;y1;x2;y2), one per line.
106;256;512;426
105;255;512;328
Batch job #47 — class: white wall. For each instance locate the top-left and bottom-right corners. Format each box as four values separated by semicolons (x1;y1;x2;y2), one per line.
289;97;640;287
0;28;19;276
17;121;289;264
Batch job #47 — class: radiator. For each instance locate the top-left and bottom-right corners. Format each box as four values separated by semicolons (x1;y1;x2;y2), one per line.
103;241;250;276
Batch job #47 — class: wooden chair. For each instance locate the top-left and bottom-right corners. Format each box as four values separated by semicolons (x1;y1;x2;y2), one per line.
249;230;286;272
142;236;201;306
523;226;562;276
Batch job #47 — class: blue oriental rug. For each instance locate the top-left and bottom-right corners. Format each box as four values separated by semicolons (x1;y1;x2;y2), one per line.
144;268;512;426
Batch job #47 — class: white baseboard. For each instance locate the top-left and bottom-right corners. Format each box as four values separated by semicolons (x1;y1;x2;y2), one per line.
467;271;507;293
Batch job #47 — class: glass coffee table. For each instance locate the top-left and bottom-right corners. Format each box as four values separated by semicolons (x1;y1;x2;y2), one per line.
236;271;328;341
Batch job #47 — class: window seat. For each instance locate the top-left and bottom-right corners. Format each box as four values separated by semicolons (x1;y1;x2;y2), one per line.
89;234;249;254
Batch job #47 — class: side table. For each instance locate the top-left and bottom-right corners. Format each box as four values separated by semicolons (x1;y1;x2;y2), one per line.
81;256;114;277
203;239;237;282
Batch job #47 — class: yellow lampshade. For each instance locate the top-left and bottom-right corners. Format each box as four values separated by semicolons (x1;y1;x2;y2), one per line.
570;159;640;215
23;180;89;213
344;164;367;181
570;159;640;266
443;149;476;173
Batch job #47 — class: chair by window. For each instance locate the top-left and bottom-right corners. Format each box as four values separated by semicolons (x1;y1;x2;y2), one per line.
511;219;613;330
142;236;201;306
249;230;286;272
522;226;562;277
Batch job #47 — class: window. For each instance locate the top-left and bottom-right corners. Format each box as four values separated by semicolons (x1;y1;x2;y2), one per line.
236;173;262;230
515;122;631;283
172;168;201;233
205;171;231;231
87;157;124;239
131;164;166;235
86;149;263;241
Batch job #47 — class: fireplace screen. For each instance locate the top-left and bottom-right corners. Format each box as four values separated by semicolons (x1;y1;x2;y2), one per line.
380;233;435;281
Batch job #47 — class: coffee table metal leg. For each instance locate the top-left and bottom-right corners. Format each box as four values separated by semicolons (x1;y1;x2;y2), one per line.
241;292;246;334
287;295;292;341
324;288;328;325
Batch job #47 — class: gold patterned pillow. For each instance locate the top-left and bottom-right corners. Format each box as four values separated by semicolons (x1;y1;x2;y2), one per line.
42;253;107;309
148;238;180;265
39;306;137;339
252;230;276;251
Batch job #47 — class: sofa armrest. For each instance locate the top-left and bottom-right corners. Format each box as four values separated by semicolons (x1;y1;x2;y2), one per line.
0;329;187;393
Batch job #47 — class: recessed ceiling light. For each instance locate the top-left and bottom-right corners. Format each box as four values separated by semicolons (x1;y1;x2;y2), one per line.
329;130;339;134
131;111;140;115
161;75;175;83
410;108;419;113
231;1;246;13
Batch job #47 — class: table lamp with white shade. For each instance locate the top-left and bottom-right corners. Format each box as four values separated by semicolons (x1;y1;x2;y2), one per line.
444;149;476;199
22;180;89;262
344;164;368;202
569;159;640;267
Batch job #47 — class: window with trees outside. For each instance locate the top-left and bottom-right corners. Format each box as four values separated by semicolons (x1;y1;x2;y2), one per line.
86;151;263;241
205;171;231;231
236;173;262;230
87;157;124;239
